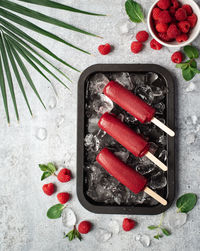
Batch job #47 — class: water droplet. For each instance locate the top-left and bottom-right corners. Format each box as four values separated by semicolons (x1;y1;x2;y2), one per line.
168;212;187;229
62;208;76;227
135;234;151;247
94;228;112;242
48;96;57;110
108;220;120;234
56;115;65;127
35;128;47;141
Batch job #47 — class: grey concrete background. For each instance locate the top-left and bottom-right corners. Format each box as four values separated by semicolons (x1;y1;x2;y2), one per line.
0;0;200;250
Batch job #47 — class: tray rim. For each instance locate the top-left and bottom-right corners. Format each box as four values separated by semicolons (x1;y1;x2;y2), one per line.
77;64;175;215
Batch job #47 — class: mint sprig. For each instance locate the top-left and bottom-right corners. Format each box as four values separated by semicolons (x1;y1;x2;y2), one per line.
64;226;82;241
38;162;56;180
47;204;65;219
176;45;200;81
176;193;197;213
125;0;144;23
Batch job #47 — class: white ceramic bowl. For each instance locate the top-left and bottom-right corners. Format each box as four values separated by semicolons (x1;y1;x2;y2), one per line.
147;0;200;48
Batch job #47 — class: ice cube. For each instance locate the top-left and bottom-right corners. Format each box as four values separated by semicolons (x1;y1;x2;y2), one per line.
151;86;166;104
112;72;134;90
136;164;156;175
93;94;113;114
130;73;149;86
185;82;196;92
154;102;165;115
109;220;120;234
158;150;168;162
149;172;167;189
168;212;187;229
35;127;47;141
62;208;76;227
114;151;129;162
87;117;99;133
136;85;154;105
135;234;151;247
84;134;100;152
48;96;57;110
117;19;136;35
89;73;109;94
94;228;112;242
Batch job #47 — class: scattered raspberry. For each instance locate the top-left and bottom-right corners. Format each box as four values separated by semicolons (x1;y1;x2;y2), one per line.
157;0;171;10
175;8;187;21
57;192;70;204
158;32;172;42
131;41;143;54
78;221;91;234
122;218;136;231
98;43;111;55
171;0;179;9
171;51;183;64
182;4;193;16
152;7;161;20
42;183;55;196
176;33;188;43
187;13;197;28
150;39;163;50
57;168;71;183
158;10;172;23
136;31;149;42
167;24;180;39
169;7;176;16
178;21;191;33
156;23;168;33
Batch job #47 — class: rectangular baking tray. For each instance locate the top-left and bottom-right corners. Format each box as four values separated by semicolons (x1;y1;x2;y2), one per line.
77;64;175;215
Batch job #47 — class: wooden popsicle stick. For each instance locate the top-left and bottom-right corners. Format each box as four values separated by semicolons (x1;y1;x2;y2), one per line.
151;117;175;137
145;152;167;171
144;187;167;206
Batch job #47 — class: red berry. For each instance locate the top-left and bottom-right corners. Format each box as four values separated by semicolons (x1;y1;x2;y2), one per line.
157;0;171;10
98;43;111;55
152;7;161;20
57;192;70;204
136;31;149;42
171;0;179;9
178;21;191;33
158;32;172;42
167;24;180;39
182;5;193;16
169;7;176;16
42;183;55;196
131;41;143;54
187;13;197;28
57;168;71;183
156;23;168;33
171;51;183;63
78;221;91;234
175;8;187;21
176;33;188;43
150;39;163;50
158;10;172;23
122;218;136;232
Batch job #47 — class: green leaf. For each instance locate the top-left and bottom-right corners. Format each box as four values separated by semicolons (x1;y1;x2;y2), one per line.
161;228;171;236
47;163;56;173
125;0;144;23
148;225;158;230
176;63;188;70
41;171;52;181
190;67;200;74
176;193;197;213
0;33;19;121
184;45;199;59
64;227;82;241
18;0;106;16
182;67;196;81
0;0;100;38
47;204;65;219
154;234;163;240
190;60;197;68
0;8;90;54
39;164;48;172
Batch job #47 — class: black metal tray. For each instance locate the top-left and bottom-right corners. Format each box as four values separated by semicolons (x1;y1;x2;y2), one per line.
77;64;175;215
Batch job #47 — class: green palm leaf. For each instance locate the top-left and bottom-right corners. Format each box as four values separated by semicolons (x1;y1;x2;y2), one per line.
0;0;101;38
18;0;106;16
0;33;19;121
0;8;90;54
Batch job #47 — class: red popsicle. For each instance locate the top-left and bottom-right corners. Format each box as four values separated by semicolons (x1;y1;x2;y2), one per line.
96;148;167;205
104;81;175;137
98;113;167;171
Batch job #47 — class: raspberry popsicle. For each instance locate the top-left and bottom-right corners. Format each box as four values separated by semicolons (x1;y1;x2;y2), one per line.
96;148;167;206
104;81;175;137
98;112;167;171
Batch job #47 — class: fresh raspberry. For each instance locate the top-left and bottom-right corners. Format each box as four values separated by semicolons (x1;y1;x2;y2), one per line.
158;11;172;23
131;41;143;54
42;183;55;196
152;7;161;20
171;51;183;63
158;32;172;42
169;7;176;16
57;192;70;204
57;168;71;183
178;21;191;33
122;218;136;231
167;24;180;39
136;31;149;42
182;5;193;16
176;33;188;43
171;0;179;9
78;221;91;234
157;0;171;10
98;43;111;55
187;13;197;28
150;39;163;50
156;23;168;33
175;8;187;21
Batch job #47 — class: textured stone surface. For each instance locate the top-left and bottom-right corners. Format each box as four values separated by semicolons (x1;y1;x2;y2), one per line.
0;0;200;250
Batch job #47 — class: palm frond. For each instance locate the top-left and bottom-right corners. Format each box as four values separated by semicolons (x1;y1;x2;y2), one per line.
18;0;106;16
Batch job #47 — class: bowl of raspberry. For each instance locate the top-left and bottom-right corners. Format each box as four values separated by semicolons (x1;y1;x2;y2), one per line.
147;0;200;48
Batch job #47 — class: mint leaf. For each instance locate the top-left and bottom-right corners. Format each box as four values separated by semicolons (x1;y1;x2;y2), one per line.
41;171;51;181
190;67;200;74
39;164;48;172
154;234;163;239
148;225;158;230
47;204;65;219
190;60;197;68
47;162;56;173
176;63;188;70
161;228;171;236
176;193;197;213
184;46;199;59
64;227;82;241
182;67;195;81
125;0;144;23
